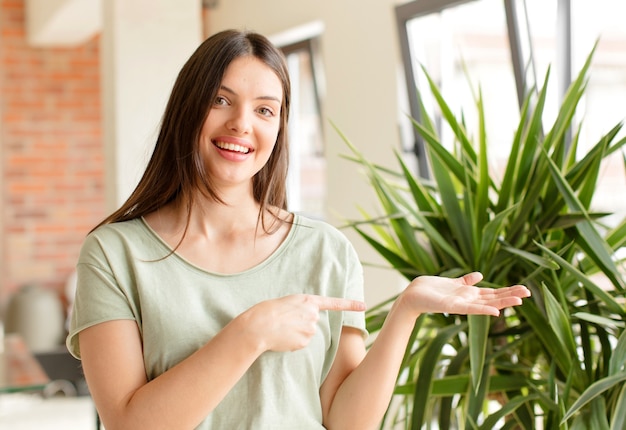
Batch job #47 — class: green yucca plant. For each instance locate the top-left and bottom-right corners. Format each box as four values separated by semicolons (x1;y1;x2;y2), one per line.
338;45;626;429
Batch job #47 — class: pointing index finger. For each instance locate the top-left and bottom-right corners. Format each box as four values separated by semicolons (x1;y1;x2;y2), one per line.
308;295;366;312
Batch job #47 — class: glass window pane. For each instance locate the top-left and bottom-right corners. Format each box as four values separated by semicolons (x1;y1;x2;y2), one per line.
571;0;626;226
403;0;625;224
406;0;520;173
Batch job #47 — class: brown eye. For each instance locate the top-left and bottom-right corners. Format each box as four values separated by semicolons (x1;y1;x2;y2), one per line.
214;96;228;106
257;107;274;117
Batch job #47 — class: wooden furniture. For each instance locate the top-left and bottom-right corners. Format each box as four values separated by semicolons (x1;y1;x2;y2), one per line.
0;333;50;393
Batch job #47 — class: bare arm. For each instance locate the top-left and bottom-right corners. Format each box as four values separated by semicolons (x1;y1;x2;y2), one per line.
79;294;366;430
321;272;531;429
80;312;264;429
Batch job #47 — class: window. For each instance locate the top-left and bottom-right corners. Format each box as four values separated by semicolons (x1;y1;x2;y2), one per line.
280;39;326;218
396;0;626;224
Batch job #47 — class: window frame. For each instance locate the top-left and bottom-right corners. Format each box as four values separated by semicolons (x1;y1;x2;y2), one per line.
395;0;573;176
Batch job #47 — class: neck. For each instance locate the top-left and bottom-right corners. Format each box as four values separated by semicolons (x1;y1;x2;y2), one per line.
157;191;288;240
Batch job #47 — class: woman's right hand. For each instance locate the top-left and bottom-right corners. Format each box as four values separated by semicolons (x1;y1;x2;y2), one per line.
241;294;366;352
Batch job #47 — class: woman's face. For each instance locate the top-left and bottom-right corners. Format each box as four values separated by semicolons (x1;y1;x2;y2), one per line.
199;55;283;193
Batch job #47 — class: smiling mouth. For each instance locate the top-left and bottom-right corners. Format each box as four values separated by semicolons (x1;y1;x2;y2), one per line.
214;141;251;154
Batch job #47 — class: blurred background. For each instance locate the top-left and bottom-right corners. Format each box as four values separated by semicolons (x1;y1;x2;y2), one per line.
0;0;624;427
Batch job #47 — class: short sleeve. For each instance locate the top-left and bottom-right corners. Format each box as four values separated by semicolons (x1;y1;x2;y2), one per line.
340;234;368;340
66;231;137;359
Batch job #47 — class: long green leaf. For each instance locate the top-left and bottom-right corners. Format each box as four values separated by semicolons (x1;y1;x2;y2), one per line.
542;42;596;164
562;372;626;423
395;150;438;213
353;208;403;255
566;123;623;205
541;283;578;361
338;125;440;273
605;217;626;253
428;147;473;261
572;312;625;330
542;148;626;291
610;383;626;430
411;323;466;429
538;125;610;230
513;67;550;198
355;154;428;268
375;181;431;267
517;302;573;375
466;361;491;428
410;118;468;184
468;314;489;391
534;242;624;315
353;226;420;279
473;86;490;258
428;373;534;396
420;64;478;169
479;394;541;430
500;242;560;269
609;330;626;376
495;89;529;213
590;397;610;430
478;205;518;266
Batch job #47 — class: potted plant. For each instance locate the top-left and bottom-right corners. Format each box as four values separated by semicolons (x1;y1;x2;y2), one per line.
338;46;626;429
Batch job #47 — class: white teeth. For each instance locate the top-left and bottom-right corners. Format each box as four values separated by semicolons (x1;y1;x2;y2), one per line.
214;141;250;154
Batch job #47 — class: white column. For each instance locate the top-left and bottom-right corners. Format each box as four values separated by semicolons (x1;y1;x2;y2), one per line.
101;0;202;209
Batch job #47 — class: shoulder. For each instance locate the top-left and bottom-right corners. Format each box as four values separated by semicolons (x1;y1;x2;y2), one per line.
79;218;159;263
293;214;351;243
291;214;359;259
83;218;146;247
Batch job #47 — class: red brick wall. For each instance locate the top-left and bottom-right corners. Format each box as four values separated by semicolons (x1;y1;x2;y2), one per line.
1;0;105;308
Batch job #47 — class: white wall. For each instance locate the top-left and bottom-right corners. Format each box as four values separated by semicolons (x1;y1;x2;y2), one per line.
206;0;406;305
101;0;202;209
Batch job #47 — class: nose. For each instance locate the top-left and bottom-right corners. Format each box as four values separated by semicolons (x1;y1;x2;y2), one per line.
226;106;251;134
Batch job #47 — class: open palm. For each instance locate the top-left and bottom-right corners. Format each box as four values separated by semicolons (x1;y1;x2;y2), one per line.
402;272;531;317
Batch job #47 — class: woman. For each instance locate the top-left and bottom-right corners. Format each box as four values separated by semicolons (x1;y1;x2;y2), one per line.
67;29;530;430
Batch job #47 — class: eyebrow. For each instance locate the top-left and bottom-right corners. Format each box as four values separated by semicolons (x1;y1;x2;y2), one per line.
220;85;281;103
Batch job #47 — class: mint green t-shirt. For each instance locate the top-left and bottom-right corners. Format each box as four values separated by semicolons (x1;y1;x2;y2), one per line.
67;214;367;429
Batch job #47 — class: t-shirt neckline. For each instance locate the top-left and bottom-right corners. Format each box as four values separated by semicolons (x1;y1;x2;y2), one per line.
138;213;301;277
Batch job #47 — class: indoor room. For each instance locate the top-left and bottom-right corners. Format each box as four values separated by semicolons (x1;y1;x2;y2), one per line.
1;0;625;428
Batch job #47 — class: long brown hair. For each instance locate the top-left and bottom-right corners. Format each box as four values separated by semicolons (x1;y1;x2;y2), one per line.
94;29;291;234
